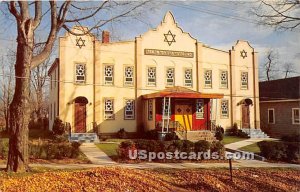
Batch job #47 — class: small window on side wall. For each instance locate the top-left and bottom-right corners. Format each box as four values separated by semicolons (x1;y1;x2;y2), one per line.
124;66;134;86
104;65;114;85
221;100;229;118
268;108;275;124
292;108;300;124
104;98;114;120
124;99;135;120
75;64;86;83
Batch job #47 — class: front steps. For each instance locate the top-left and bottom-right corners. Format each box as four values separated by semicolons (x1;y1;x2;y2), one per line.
69;133;100;143
176;130;217;142
240;128;269;138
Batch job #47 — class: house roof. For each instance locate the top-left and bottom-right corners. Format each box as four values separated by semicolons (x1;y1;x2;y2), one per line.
142;86;224;99
259;76;300;101
48;58;59;76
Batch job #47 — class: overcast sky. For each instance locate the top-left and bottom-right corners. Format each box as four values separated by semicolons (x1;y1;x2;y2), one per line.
0;1;299;80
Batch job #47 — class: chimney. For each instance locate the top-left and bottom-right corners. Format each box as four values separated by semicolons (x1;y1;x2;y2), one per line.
102;31;110;43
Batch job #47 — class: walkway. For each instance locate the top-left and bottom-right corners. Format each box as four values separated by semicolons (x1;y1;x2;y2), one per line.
225;138;275;150
79;143;116;165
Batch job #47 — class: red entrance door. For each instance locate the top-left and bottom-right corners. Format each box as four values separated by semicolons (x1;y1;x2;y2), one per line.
242;105;250;128
75;103;86;133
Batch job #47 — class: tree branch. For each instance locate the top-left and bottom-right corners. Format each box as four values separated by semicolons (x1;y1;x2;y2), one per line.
32;1;42;29
31;1;58;69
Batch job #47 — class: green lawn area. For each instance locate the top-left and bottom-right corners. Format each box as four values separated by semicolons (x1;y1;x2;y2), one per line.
102;138;130;143
239;143;261;154
95;143;119;159
222;136;247;145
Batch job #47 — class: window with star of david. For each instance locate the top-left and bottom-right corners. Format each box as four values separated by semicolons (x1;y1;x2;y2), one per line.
75;64;86;83
104;65;114;85
184;68;192;87
241;72;248;89
124;99;135;120
220;70;228;89
196;99;204;119
147;67;156;86
124;66;134;86
104;98;114;120
221;100;229;118
204;70;212;88
166;67;175;86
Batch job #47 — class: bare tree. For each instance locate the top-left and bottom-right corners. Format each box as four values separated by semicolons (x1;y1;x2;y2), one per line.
264;49;278;81
30;57;50;129
282;62;295;78
253;0;300;30
0;57;14;132
4;1;151;172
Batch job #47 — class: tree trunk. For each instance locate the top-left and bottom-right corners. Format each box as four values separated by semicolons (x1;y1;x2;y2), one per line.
6;33;33;172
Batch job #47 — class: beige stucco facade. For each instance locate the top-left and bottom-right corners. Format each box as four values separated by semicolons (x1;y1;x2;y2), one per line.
48;11;260;134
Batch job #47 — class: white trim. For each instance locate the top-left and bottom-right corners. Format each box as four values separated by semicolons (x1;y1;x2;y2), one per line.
268;108;275;124
292;108;300;125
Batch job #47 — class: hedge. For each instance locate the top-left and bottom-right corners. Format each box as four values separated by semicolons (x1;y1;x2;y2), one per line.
258;141;300;163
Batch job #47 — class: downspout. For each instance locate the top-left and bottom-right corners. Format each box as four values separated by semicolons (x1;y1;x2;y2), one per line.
93;38;96;130
229;50;234;128
252;51;257;129
134;38;138;132
195;42;199;91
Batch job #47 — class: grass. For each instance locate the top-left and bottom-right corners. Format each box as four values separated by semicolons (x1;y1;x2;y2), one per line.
239;143;261;154
222;136;247;145
95;143;119;159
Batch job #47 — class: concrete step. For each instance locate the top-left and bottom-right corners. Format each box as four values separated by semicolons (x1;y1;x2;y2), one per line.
69;133;100;143
240;129;269;138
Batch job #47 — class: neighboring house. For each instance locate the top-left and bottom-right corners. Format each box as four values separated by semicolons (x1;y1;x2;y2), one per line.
260;76;300;137
48;11;260;138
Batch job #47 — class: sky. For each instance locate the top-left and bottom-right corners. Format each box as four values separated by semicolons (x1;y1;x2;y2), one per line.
0;1;299;80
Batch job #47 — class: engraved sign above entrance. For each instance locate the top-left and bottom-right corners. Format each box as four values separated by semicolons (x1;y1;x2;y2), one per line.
144;49;194;58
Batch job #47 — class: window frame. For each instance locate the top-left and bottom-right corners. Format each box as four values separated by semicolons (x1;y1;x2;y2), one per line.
220;99;229;119
240;71;248;90
184;68;193;87
219;70;228;89
124;65;134;86
104;64;114;85
104;98;115;120
165;67;175;86
147;66;156;86
196;99;204;119
292;108;300;125
204;69;212;88
75;63;86;83
124;99;135;120
268;108;275;124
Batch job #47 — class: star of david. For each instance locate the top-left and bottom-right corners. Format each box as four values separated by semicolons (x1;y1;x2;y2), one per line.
76;37;86;49
164;30;176;46
240;50;247;59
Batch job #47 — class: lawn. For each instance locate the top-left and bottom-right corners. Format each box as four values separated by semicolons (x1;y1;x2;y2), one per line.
222;136;247;145
95;143;119;159
239;143;261;154
0;167;299;191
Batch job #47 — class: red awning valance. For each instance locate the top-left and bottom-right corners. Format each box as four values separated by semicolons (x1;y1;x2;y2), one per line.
142;86;224;99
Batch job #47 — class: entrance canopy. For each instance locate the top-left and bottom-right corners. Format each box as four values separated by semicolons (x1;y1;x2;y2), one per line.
237;98;253;106
142;86;223;99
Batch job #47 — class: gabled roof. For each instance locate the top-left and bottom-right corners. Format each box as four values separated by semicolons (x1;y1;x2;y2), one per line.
142;86;224;99
259;76;300;101
48;58;59;76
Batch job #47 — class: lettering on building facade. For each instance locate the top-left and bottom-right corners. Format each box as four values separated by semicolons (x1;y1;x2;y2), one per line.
144;49;194;58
